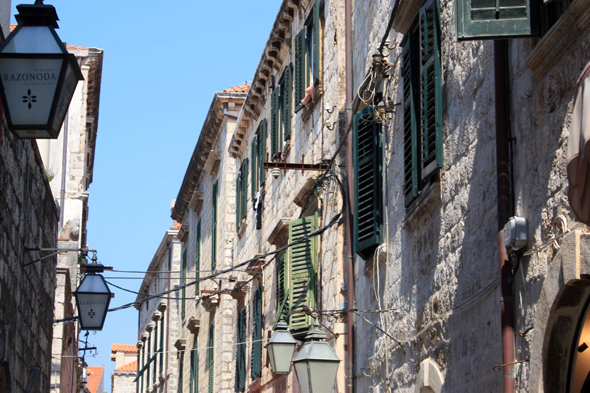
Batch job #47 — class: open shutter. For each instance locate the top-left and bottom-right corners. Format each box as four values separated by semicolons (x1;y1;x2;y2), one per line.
402;32;420;205
455;0;538;40
288;214;318;332
208;322;214;393
420;0;443;180
190;341;198;393
242;160;248;221
294;29;306;111
235;306;246;392
195;219;201;293
259;119;267;187
271;88;280;155
312;0;321;86
236;168;241;230
283;65;293;140
251;284;263;380
212;181;218;270
181;249;187;320
251;138;258;199
353;107;383;256
177;353;184;393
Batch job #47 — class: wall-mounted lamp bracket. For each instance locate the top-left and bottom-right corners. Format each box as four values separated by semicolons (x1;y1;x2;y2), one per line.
23;247;97;267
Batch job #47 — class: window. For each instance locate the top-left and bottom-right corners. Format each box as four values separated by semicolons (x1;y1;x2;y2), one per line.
159;317;164;376
235;160;248;231
190;340;198;393
235;306;247;392
275;214;318;336
294;0;321;110
271;65;293;156
177;352;184;393
251;120;267;199
152;323;157;385
402;0;443;206
353;107;383;259
208;322;215;393
251;283;263;381
181;249;187;320
455;0;539;39
212;180;218;270
195;219;201;293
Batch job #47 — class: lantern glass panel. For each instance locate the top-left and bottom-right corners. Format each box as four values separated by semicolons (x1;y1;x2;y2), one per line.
293;361;310;393
2;26;62;54
269;343;295;374
78;273;110;293
307;360;339;392
76;291;109;330
51;57;78;132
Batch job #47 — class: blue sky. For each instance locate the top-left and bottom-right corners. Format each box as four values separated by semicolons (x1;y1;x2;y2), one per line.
11;1;278;391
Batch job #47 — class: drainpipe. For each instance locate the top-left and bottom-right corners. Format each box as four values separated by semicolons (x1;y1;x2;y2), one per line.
344;0;355;392
494;39;516;393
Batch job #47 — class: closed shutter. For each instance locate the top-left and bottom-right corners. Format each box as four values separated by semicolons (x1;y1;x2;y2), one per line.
276;253;287;318
419;0;443;180
208;322;215;393
181;249;187;320
159;318;164;375
283;65;293;141
455;0;538;40
251;283;263;380
235;306;246;392
288;214;318;332
190;341;198;393
259;119;267;188
241;160;248;222
212;181;218;270
294;29;306;110
177;354;184;393
153;323;158;384
271;88;280;155
353;107;383;256
402;36;419;204
312;0;321;85
251;138;258;199
195;219;201;293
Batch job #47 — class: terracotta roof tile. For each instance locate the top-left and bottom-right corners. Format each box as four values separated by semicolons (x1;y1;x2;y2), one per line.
224;83;250;93
115;360;138;372
86;366;103;393
111;344;138;354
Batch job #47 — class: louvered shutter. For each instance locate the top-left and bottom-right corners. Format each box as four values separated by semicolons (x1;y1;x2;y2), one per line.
212;181;218;270
181;249;187;320
312;0;321;86
419;0;443;180
251;284;263;380
235;306;246;392
294;29;306;111
251;138;257;199
208;322;214;393
259;119;267;187
288;214;318;332
353;107;383;256
159;318;164;375
402;36;419;204
177;354;184;393
455;0;538;40
241;160;248;222
195;220;201;293
190;341;198;393
276;253;287;316
283;65;293;141
271;88;280;155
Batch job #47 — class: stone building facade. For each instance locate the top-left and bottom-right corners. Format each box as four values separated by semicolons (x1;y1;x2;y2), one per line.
111;344;138;393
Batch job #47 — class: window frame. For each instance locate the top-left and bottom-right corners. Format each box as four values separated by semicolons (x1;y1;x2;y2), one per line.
271;65;293;156
294;0;321;112
235;160;249;231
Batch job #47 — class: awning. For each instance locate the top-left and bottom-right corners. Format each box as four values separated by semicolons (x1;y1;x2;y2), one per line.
567;61;590;224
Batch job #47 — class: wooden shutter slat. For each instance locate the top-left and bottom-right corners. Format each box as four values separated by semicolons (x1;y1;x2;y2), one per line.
294;29;306;110
284;65;293;140
259;119;267;187
208;323;214;393
196;220;201;292
251;284;263;380
251;140;257;199
271;88;280;155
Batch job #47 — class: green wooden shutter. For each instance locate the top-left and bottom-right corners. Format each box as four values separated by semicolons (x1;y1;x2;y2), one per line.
236;168;241;230
312;0;321;85
288;214;318;332
153;323;158;384
271;88;280;155
181;249;187;320
294;29;306;111
242;160;248;222
190;340;198;393
208;322;215;393
402;31;420;205
276;253;287;316
195;219;201;293
212;181;218;270
177;353;184;393
283;65;293;141
235;306;247;392
353;107;383;257
159;318;164;375
419;0;443;180
251;283;263;380
259;119;267;187
251;138;258;200
455;0;538;40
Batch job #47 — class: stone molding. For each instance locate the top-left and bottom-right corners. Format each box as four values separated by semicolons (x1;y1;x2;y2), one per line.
268;218;290;247
151;311;162;322
157;301;167;312
174;338;186;351
204;151;222;177
188;191;204;213
187;317;200;335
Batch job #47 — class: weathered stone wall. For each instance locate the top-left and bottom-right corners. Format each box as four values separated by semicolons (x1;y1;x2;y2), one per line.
112;371;138;393
0;127;59;393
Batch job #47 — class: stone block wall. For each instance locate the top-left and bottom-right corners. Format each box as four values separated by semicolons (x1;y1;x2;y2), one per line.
0;127;59;393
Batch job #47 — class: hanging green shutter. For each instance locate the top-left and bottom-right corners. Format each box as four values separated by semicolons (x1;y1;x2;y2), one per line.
153;324;158;384
235;306;246;392
288;214;318;332
195;219;201;293
177;353;184;393
212;181;218;270
159;318;164;375
271;88;280;155
283;65;293;141
455;0;538;40
242;160;248;222
236;168;241;231
294;29;306;111
208;322;215;393
276;253;287;316
251;283;263;380
251;138;258;200
419;0;443;180
259;119;267;187
190;340;198;393
312;0;321;85
353;107;383;257
181;249;187;320
402;30;420;205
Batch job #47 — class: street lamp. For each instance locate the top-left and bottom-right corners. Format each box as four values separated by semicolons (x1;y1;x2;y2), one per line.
266;318;297;374
293;323;340;393
0;0;83;139
74;262;111;331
